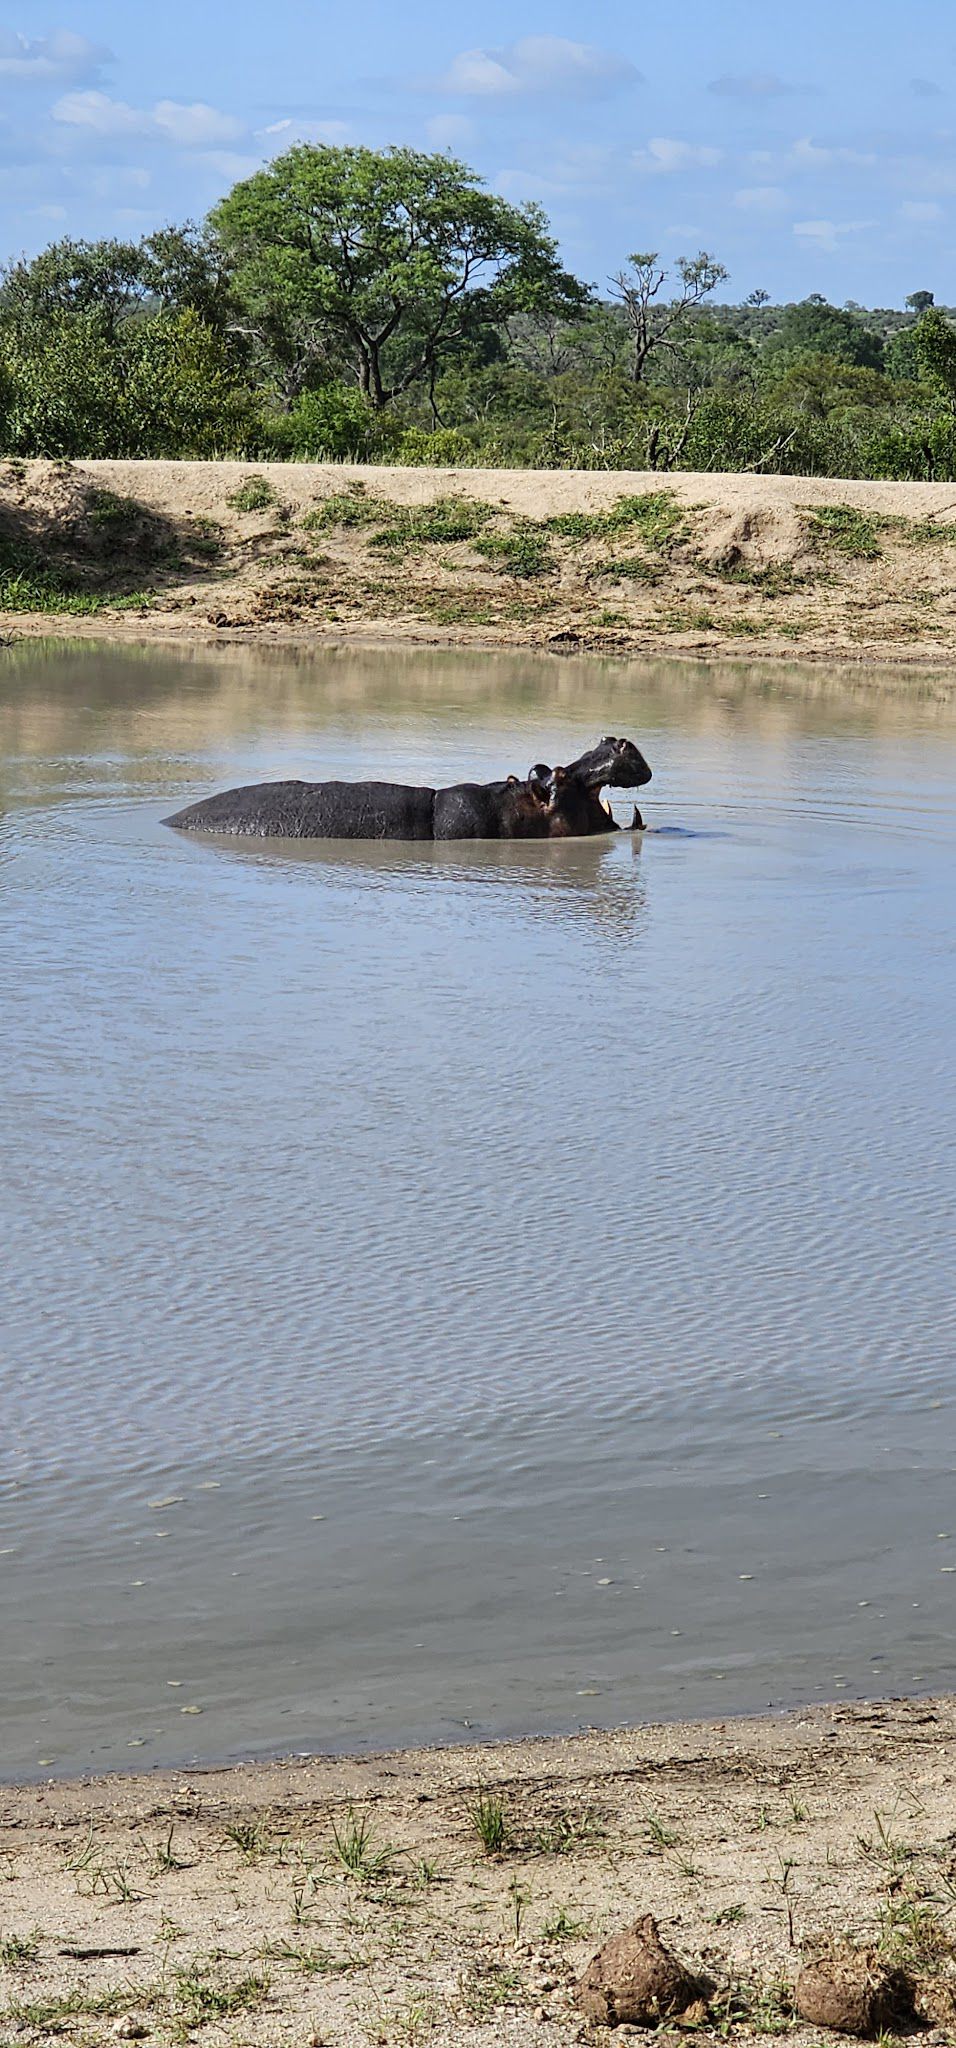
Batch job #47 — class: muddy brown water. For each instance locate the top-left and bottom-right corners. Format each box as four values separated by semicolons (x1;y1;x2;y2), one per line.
2;639;955;1782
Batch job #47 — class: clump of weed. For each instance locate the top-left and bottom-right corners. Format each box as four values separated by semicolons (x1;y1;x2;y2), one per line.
804;504;885;558
0;1929;40;1965
302;490;391;531
329;1806;397;1881
531;1808;604;1855
222;1819;270;1861
0;539;151;614
87;487;141;531
546;490;686;548
712;558;805;596
543;1906;591;1940
711;1902;748;1927
474;525;555;578
258;1938;354;1975
712;1972;795;2036
613;490;688;548
469;1786;509;1855
905;516;956;545
169;1965;270;2041
857;1807;916;1873
879;1894;955;1973
644;1813;679;1854
370;496;494;549
228;473;277;513
595;554;661;584
459;1962;523;2019
412;593;497;625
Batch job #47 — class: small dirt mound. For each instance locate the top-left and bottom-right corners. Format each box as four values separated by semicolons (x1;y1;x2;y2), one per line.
0;458;219;600
694;500;809;575
794;1950;916;2036
574;1913;706;2027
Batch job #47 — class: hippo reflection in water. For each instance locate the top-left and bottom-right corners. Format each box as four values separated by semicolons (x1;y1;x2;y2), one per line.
163;735;652;842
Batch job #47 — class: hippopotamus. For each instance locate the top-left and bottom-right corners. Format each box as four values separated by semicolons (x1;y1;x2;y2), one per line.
163;734;651;842
531;737;651;835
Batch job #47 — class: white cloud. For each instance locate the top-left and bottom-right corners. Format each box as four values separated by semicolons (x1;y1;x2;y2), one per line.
153;101;243;147
0;29;109;84
793;217;875;252
790;135;878;170
498;144;616;200
633;138;722;175
52;91;242;148
425;113;476;148
439;37;638;99
53;91;143;137
257;117;352;144
898;199;944;221
734;185;788;211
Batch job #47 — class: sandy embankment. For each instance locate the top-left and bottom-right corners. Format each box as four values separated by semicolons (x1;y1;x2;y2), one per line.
5;458;956;667
3;1700;956;2045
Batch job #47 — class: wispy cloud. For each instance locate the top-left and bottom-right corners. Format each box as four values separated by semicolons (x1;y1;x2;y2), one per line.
910;77;944;98
633;138;722;174
898;198;944;221
437;37;639;100
52;91;242;147
734;185;788;211
0;29;110;84
793;217;875;251
709;71;812;99
789;135;878;169
257;117;352;145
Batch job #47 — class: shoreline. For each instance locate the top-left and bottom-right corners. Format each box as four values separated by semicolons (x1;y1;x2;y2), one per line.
5;457;956;677
3;1698;956;2043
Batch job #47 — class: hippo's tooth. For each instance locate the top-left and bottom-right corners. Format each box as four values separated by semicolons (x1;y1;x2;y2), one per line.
601;794;613;817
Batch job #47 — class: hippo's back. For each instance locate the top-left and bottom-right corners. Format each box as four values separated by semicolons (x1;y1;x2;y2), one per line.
163;778;436;840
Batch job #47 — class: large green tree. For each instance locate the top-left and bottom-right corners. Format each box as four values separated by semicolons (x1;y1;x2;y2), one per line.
209;144;587;409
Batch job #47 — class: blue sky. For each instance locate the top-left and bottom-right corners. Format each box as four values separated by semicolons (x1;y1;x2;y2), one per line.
3;0;956;304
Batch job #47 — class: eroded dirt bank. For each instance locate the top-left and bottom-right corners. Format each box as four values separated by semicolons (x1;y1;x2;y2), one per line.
3;1699;956;2044
4;459;956;670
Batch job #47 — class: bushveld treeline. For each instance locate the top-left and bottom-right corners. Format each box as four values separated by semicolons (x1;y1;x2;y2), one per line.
4;144;956;479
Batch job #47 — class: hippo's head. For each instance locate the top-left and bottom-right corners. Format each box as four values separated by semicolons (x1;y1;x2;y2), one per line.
563;735;652;792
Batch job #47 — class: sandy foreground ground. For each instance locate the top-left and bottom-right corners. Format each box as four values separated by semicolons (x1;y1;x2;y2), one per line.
2;1699;956;2045
5;458;956;669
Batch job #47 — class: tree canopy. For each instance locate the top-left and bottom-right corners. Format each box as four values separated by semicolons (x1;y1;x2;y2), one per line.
208;144;587;408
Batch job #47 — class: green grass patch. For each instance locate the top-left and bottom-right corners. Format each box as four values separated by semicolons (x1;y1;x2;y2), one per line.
0;542;152;614
302;489;393;531
899;516;956;545
803;504;885;558
474;525;555;578
545;490;686;548
370;496;494;549
415;594;498;625
228;473;278;513
170;1965;270;2038
712;559;806;595
595;554;661;584
86;487;142;531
